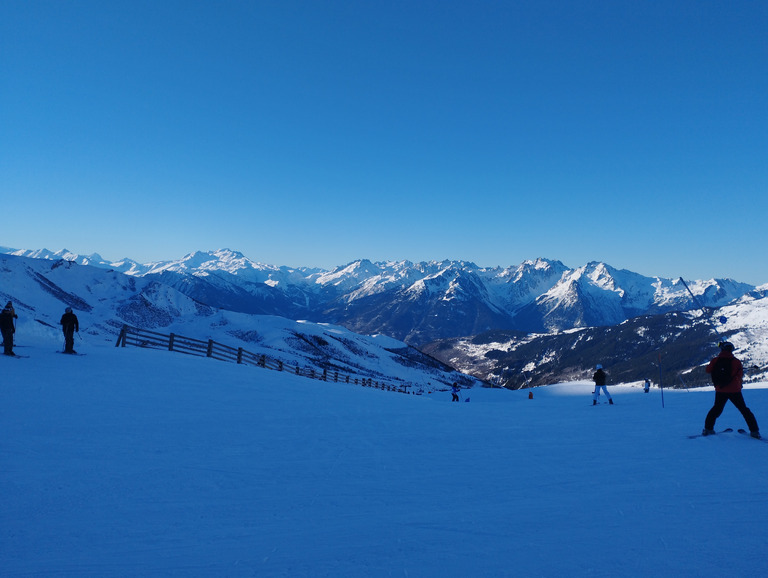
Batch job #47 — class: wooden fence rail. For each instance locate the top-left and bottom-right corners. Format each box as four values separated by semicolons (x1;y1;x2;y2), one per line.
115;324;414;394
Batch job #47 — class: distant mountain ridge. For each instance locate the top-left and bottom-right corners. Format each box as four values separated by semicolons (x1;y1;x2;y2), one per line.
3;247;755;345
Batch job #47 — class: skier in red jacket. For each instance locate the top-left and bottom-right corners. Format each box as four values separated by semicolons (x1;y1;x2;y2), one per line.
702;341;760;437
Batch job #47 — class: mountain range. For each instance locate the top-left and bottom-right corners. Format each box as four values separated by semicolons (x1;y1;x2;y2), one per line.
2;247;754;345
3;246;766;388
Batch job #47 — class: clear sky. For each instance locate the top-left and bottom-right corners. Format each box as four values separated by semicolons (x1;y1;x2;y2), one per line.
2;1;767;284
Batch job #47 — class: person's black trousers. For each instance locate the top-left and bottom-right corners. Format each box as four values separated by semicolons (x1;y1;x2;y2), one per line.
705;391;759;432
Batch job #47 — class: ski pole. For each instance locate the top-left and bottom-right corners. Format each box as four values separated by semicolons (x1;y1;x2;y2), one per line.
658;351;665;408
678;277;724;342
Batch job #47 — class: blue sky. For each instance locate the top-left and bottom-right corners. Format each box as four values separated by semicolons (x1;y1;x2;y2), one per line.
2;1;767;284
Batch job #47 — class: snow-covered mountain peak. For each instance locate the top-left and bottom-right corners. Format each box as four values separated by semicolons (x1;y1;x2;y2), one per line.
139;249;296;286
169;249;252;272
516;257;562;276
316;259;382;288
583;262;619;291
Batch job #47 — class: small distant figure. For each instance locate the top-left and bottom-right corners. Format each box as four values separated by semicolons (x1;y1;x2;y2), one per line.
592;364;613;405
702;341;760;438
0;301;18;356
644;379;651;393
60;307;80;354
451;382;460;402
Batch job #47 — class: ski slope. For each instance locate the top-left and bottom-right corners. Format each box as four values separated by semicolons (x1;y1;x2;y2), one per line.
3;342;768;577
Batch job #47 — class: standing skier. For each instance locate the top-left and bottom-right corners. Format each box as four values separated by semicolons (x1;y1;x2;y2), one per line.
702;341;760;438
592;364;613;405
644;379;651;393
60;307;80;354
0;301;18;356
451;382;460;402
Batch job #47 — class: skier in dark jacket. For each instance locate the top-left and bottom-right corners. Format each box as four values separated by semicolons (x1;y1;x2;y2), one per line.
702;341;760;437
60;307;80;354
0;301;18;356
451;382;460;402
592;364;613;405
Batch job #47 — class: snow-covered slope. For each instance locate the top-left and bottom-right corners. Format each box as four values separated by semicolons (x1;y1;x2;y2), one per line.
712;283;768;366
3;343;768;576
0;254;475;390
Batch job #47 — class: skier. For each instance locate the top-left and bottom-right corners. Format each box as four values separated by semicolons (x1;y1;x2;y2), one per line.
702;341;760;438
644;379;651;393
451;382;460;402
592;364;613;405
0;301;18;356
60;307;80;354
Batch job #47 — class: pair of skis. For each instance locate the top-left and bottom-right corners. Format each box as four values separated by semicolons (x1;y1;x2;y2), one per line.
1;351;86;359
688;427;767;444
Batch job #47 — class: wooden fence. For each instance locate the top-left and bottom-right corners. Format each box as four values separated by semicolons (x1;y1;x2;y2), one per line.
115;324;414;394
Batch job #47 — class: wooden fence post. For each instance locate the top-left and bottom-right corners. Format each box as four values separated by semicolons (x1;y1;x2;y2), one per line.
115;325;127;347
169;333;175;352
207;340;214;357
237;348;243;364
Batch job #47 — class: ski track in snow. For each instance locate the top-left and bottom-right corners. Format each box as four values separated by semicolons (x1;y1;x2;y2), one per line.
3;342;768;577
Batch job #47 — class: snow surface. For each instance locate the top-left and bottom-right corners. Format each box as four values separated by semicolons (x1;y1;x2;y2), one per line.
3;339;768;577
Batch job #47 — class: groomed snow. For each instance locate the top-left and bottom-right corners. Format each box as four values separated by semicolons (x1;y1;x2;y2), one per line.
3;342;768;577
